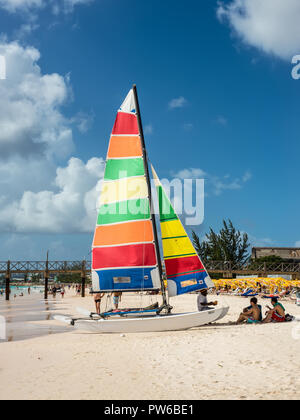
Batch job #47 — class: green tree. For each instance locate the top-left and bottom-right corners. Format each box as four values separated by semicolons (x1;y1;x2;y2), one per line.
192;219;250;264
192;231;208;262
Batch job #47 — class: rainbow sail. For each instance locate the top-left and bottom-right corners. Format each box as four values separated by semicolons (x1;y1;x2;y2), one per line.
152;166;214;297
92;90;161;292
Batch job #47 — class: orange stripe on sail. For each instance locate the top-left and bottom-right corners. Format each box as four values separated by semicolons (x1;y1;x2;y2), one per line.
107;136;143;159
93;220;154;247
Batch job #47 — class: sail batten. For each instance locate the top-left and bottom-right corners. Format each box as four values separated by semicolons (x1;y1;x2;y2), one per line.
92;89;159;292
152;165;214;297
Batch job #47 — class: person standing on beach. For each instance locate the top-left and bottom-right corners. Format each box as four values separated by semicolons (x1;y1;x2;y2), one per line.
197;290;218;311
94;292;105;315
113;292;122;310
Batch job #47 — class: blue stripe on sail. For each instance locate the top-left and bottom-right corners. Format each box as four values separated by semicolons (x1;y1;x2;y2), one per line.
94;267;159;291
167;271;210;297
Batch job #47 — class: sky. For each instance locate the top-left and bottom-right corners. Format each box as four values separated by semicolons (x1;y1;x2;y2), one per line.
0;0;300;260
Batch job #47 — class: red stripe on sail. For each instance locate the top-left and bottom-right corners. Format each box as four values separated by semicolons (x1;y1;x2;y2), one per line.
112;112;139;135
165;255;204;277
92;243;156;270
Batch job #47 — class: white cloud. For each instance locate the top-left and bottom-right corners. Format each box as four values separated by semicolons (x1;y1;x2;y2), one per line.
0;0;43;13
168;96;187;109
0;40;101;236
0;0;94;14
175;168;207;179
217;0;300;60
174;167;252;196
0;41;73;159
295;241;300;247
0;157;105;234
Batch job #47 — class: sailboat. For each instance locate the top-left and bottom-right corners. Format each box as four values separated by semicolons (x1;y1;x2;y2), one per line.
55;86;229;333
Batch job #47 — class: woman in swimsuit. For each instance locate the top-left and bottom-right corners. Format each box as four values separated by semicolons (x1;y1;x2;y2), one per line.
262;297;286;323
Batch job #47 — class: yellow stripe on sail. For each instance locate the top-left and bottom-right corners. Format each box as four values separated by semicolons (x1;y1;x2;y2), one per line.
99;176;148;205
161;219;197;259
161;219;187;239
163;237;197;259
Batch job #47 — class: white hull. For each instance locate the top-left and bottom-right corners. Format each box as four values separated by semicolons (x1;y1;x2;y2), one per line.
54;306;229;333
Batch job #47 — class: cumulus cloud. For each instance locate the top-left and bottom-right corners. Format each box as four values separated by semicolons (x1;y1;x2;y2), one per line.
0;41;73;159
168;96;187;109
0;157;105;234
0;40;101;236
217;0;300;60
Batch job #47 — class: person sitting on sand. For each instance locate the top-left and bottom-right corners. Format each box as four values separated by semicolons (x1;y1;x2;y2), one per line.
262;297;286;323
94;292;105;315
113;292;122;310
197;290;218;312
236;297;262;324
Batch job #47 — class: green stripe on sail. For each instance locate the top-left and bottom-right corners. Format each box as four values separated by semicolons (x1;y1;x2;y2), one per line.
157;185;178;222
97;198;150;225
164;252;197;259
104;158;145;181
162;235;187;240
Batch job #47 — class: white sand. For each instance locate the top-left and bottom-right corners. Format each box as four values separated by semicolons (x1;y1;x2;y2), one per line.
0;291;299;400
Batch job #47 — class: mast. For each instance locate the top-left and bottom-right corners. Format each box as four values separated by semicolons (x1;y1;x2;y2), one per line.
132;85;168;308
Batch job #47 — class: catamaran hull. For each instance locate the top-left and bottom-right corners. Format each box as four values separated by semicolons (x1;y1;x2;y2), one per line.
55;306;229;333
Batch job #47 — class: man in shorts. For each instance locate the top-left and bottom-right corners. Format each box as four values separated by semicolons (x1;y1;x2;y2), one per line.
263;297;286;323
236;297;262;324
113;292;122;310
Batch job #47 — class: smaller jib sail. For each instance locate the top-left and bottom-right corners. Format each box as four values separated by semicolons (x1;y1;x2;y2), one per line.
152;166;214;297
92;89;161;292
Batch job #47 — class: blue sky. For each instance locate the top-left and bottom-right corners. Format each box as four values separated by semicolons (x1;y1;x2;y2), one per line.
0;0;300;260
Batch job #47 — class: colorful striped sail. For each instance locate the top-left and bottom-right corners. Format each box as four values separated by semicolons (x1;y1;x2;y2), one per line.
152;166;214;297
92;90;160;292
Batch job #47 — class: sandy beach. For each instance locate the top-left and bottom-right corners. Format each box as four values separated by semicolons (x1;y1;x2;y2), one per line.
0;290;299;400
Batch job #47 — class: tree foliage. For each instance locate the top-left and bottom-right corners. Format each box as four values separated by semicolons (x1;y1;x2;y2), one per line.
192;219;250;264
